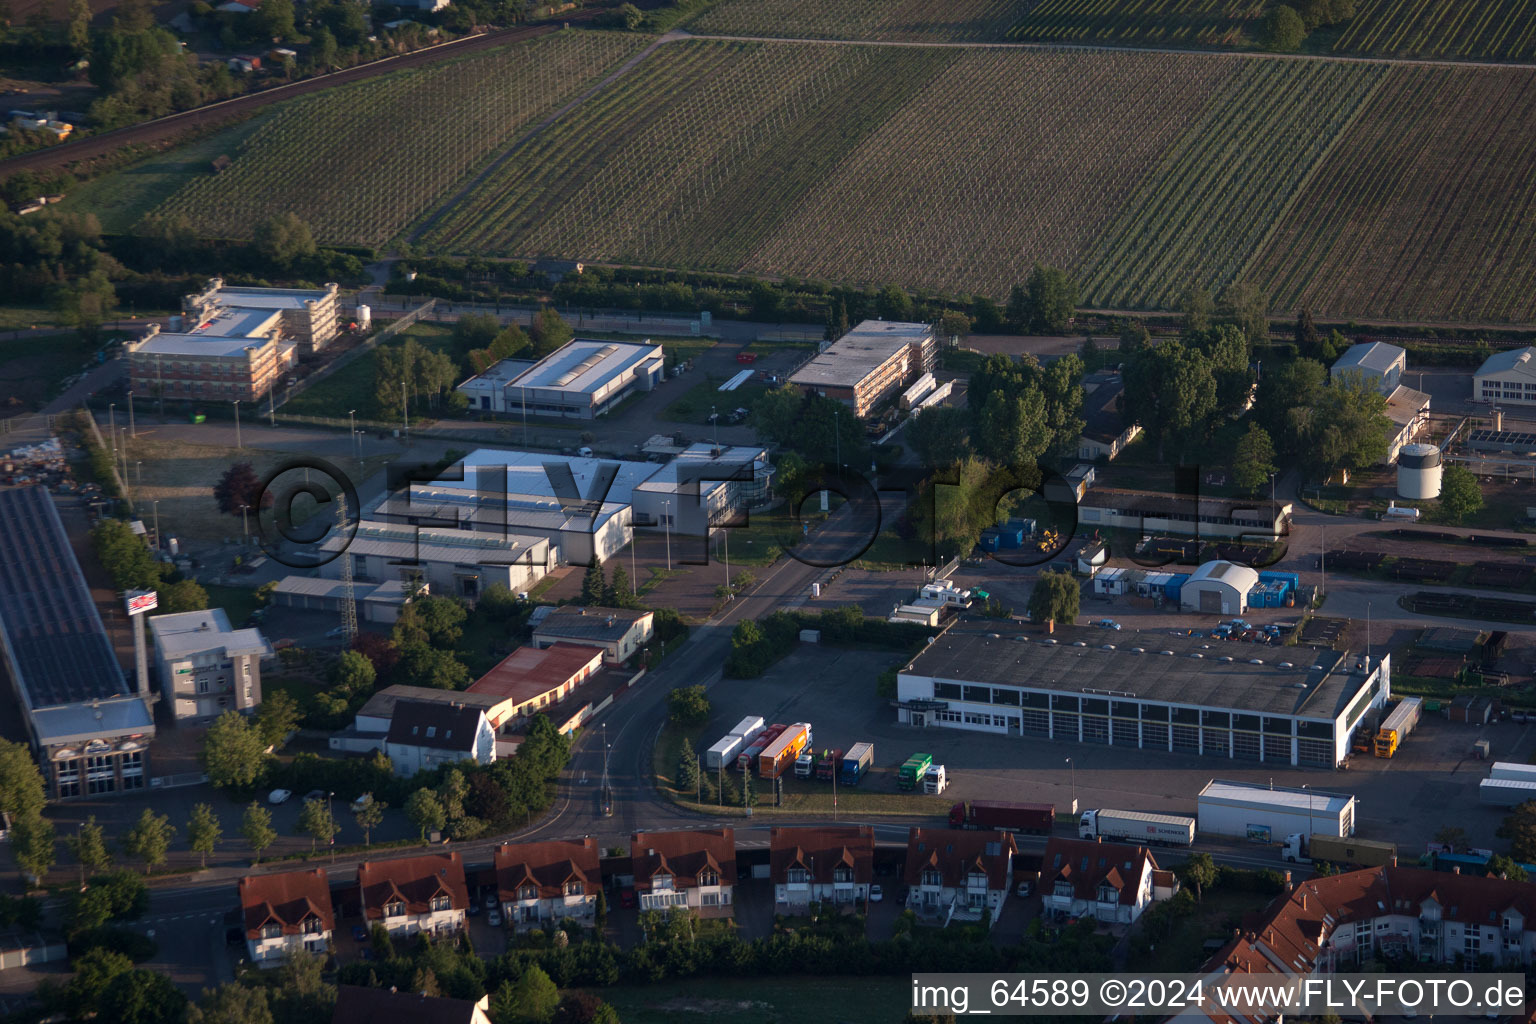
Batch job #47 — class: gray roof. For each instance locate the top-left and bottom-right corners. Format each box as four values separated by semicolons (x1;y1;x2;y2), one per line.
1384;385;1430;428
319;523;547;566
903;625;1375;720
134;331;276;358
271;576;412;605
1475;346;1536;379
1198;779;1353;816
790;320;932;390
533;606;650;644
385;699;484;752
1332;341;1405;376
359;684;506;721
32;697;154;744
149;608;271;660
508;340;661;395
0;486;131;709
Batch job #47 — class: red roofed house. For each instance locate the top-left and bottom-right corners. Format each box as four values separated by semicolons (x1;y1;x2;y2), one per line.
494;837;601;931
903;827;1016;927
239;867;334;965
1040;836;1162;925
467;644;603;726
769;825;874;912
631;828;735;918
358;852;470;939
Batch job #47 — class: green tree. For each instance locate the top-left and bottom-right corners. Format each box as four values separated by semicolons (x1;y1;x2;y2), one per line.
252;212;315;271
392;594;467;648
505;964;560;1024
310;26;337;69
581;556;606;606
354;797;385;847
392;644;470;690
91;518;162;591
11;814;55;882
1440;464;1483;525
122;808;175;875
676;737;700;795
1123;340;1217;461
1177;852;1217;902
875;283;912;321
1484;854;1529;882
1018;264;1078;333
606;564;634;607
1027;570;1079;627
938;309;971;348
66;816;113;881
241;803;276;865
1218;281;1270;346
257;0;295;39
187;803;222;868
1294;309;1321;358
1433;826;1467;853
1180;283;1213;334
1305;377;1389;478
1118;318;1151;360
156;579;208;614
53;269;116;339
1253;358;1327;460
530;308;572;358
824;298;850;342
65;948;134;1019
66;0;92;56
908;405;971;467
1232;423;1277;496
1496;801;1536;862
439;768;469;822
296;798;338;854
1261;4;1307;49
974;389;1050;467
667;685;710;727
405;787;447;842
0;740;46;823
331;649;376;694
256;690;300;751
186;983;273;1024
99;968;187;1024
203;711;268;789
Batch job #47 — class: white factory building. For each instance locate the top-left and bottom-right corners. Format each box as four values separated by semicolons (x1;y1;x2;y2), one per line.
1330;341;1405;396
316;523;553;601
457;340;665;419
1179;561;1260;615
1473;347;1536;406
893;625;1391;768
1196;779;1356;840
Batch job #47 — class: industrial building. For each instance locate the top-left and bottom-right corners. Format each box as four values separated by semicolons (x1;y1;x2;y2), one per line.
456;340;664;419
182;277;340;355
1330;341;1406;395
789;320;936;418
1381;385;1431;464
1196;779;1356;840
467;644;604;723
531;606;654;664
1076;372;1141;462
0;486;156;798
893;625;1391;767
629;443;767;534
1179;560;1261;615
148;608;272;720
1397;443;1443;499
124;323;297;404
1473;346;1536;405
1077;488;1290;541
269;576;417;624
316;522;553;601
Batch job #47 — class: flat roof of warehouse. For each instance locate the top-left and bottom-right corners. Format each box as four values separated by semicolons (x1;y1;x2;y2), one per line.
0;486;132;708
1198;779;1353;816
789;320;932;389
902;624;1371;719
135;332;277;358
509;340;661;395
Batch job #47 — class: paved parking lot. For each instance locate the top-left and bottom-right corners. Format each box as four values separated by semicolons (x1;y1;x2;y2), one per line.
698;645;1536;856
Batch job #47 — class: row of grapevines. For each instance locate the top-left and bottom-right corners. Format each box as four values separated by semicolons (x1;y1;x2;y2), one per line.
689;0;1018;43
1007;0;1265;47
1333;0;1536;61
151;30;648;248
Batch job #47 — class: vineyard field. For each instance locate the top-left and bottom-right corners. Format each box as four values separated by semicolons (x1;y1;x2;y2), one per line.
1007;0;1266;47
1248;64;1536;323
1332;0;1536;60
138;31;647;248
688;0;1017;42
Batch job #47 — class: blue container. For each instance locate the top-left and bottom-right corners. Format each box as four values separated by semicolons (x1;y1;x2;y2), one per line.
995;525;1025;549
979;531;1000;552
1165;574;1189;601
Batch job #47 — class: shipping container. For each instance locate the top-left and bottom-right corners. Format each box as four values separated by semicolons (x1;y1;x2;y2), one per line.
1479;778;1536;807
706;733;744;772
728;716;766;744
759;723;811;780
1283;832;1395;868
948;801;1054;834
1489;762;1536;784
737;724;785;771
839;743;873;786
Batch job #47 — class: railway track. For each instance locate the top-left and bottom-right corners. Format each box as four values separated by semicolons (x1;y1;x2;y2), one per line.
0;15;596;177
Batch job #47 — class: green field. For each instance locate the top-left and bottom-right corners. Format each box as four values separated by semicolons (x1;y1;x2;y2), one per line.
1333;0;1536;59
596;976;911;1024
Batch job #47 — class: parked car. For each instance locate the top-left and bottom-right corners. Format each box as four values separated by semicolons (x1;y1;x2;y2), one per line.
1094;619;1122;631
868;884;883;902
351;793;373;812
1016;880;1034;897
267;789;293;805
487;908;503;927
468;902;480;916
324;625;350;639
484;892;498;910
303;789;326;803
619;888;636;909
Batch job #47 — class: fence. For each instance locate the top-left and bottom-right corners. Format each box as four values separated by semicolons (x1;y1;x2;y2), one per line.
77;405;133;514
274;298;437;413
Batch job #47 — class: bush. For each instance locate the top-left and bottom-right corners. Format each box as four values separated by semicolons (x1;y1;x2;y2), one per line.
67;926;158;962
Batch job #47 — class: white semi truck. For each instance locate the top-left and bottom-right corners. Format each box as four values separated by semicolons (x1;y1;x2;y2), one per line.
1078;808;1196;846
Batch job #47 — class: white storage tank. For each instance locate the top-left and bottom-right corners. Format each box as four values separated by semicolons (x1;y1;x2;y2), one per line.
1398;443;1442;499
356;304;372;330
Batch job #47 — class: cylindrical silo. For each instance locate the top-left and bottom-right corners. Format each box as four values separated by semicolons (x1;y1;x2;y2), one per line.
1398;443;1443;499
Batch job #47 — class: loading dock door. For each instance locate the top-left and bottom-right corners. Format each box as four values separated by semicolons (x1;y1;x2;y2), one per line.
1199;589;1222;613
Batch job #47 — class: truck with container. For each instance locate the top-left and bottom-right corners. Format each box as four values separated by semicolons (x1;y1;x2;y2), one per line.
948;800;1055;835
706;733;745;772
923;765;948;795
737;723;785;772
839;743;873;786
759;723;812;780
815;748;843;782
794;752;815;778
1374;697;1422;758
1283;833;1396;868
727;716;766;745
1078;808;1196;846
897;753;933;790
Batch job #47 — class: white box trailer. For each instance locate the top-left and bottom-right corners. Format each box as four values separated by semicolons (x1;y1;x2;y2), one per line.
728;716;766;745
706;733;745;771
1197;779;1356;841
1479;778;1536;807
1489;762;1536;784
1079;808;1195;846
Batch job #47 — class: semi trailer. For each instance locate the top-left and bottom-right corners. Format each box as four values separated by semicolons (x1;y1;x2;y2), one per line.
839;743;873;786
1283;832;1396;868
1079;808;1196;846
948;801;1055;835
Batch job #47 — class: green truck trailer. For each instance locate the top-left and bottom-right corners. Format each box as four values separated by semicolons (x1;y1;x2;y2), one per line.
897;753;933;790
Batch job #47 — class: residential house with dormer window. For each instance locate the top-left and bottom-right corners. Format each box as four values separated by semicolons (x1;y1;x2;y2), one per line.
383;699;496;777
902;827;1016;927
358;853;469;938
630;828;735;918
494;837;601;930
1040;837;1163;925
770;825;874;912
238;868;334;965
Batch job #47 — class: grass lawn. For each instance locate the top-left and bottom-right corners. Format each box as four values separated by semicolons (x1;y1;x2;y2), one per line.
593;975;911;1024
58;114;269;234
202;583;263;628
284;322;457;421
663;377;770;425
0;331;109;413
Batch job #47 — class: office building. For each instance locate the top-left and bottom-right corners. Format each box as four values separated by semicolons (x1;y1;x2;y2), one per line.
148;608;272;720
457;340;664;419
789;320;936;418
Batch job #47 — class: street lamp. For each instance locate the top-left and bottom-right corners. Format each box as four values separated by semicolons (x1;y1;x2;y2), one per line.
233;399;241;449
238;503;250;546
327;791;335;862
152;500;160;554
1065;757;1076;815
1269;471;1277;504
135;460;142;492
1302;784;1315;836
662;499;672;571
348;409;357;460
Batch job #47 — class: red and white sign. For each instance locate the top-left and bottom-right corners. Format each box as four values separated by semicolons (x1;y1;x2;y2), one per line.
125;590;158;615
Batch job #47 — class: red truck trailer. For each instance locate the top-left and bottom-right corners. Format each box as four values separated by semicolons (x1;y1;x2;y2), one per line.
814;748;843;782
948;800;1055;835
737;723;785;772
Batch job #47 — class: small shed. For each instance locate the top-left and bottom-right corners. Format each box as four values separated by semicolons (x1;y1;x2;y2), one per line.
1178;560;1259;616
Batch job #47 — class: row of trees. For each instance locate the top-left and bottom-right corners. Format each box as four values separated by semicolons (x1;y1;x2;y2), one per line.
1261;0;1357;52
580;555;637;608
91;518;209;613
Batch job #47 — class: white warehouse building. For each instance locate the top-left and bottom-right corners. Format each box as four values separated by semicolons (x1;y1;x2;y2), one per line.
1330;341;1405;396
1179;560;1260;615
893;625;1391;768
457;339;665;419
1196;779;1356;841
1473;347;1536;406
